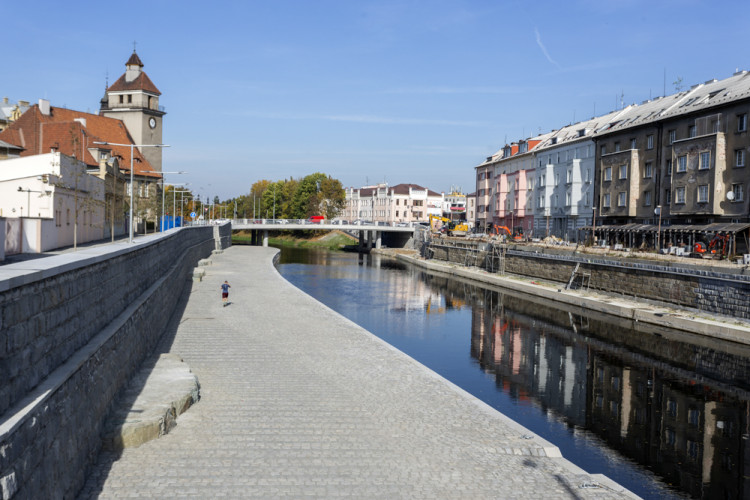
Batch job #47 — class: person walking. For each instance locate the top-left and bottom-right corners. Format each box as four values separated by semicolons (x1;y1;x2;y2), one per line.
221;280;231;307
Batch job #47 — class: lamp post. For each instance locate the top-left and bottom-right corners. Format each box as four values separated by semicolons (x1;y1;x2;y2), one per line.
655;205;662;252
160;172;187;231
94;141;169;243
592;207;597;246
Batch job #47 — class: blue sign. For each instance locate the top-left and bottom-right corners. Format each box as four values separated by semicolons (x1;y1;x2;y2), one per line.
190;212;197;218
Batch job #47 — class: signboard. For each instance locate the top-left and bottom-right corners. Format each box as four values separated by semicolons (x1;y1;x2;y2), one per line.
190;212;197;218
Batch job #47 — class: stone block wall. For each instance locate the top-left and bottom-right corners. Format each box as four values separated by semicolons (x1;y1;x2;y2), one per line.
0;226;223;499
426;240;750;319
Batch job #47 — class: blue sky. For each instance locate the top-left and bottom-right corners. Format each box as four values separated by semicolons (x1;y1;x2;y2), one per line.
4;0;750;201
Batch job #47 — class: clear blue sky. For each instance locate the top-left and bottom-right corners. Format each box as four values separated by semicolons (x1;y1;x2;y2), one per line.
5;0;750;201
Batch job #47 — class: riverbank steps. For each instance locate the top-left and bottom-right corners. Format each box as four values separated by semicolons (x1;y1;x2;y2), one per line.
78;245;635;499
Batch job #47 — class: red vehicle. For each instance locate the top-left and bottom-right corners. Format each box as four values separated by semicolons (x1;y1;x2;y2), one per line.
308;216;325;224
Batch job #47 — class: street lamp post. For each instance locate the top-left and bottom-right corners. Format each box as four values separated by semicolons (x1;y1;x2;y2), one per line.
160;172;187;231
592;207;597;246
94;141;169;243
655;205;662;252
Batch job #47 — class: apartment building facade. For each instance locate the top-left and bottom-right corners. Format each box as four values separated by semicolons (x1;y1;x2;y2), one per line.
594;71;750;231
343;183;443;224
530;110;630;240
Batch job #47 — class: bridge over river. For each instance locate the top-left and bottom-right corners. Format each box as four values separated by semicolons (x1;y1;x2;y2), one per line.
230;219;417;249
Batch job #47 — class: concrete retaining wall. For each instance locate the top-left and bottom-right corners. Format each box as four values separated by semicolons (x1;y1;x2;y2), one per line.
0;224;230;500
428;240;750;320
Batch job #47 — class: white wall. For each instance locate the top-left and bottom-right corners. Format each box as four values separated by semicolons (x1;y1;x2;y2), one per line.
0;153;107;252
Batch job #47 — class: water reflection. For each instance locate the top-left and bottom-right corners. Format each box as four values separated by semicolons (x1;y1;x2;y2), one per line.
275;247;750;499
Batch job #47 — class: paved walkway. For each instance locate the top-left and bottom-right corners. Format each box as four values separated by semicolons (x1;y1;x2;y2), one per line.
79;245;634;499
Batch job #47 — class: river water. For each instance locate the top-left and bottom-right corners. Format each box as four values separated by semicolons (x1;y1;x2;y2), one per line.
275;246;750;500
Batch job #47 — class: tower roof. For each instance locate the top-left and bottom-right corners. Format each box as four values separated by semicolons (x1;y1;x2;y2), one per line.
126;51;144;67
107;72;161;95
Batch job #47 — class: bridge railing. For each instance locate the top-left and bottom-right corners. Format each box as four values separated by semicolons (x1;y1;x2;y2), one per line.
228;218;427;228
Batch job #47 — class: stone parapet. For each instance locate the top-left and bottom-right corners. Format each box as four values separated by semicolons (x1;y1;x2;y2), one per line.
0;226;225;499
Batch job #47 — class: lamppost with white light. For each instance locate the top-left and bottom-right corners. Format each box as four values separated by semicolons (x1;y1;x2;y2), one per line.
160;172;187;231
655;205;662;251
94;141;169;243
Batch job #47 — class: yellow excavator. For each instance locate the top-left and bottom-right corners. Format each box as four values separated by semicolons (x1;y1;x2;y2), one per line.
429;215;469;236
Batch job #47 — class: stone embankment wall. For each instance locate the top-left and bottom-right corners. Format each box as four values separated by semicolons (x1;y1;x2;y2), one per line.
427;240;750;319
0;223;231;500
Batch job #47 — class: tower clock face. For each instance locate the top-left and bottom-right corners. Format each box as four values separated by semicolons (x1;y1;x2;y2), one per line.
149;117;157;129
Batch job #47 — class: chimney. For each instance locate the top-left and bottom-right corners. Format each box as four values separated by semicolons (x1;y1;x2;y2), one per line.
3;97;7;104
39;99;50;116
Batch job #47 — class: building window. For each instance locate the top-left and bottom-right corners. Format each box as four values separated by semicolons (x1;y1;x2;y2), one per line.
698;185;709;203
567;170;572;183
127;94;132;104
619;165;627;180
677;155;687;172
566;193;571;206
732;184;744;202
738;113;747;132
601;145;607;156
644;191;652;206
688;408;700;427
668;130;676;144
66;208;71;225
647;134;654;149
585;192;590;206
675;187;686;204
666;159;672;175
603;193;611;208
699;151;711;170
119;95;123;104
644;162;653;178
665;189;671;205
736;149;746;167
630;138;636;149
617;192;626;207
555;174;560;186
614;142;621;152
604;167;612;181
538;196;545;208
689;125;696;138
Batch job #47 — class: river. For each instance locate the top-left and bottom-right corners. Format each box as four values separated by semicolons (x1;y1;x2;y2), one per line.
275;246;750;500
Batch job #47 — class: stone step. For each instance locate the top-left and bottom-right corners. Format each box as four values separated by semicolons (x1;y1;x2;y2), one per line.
101;353;199;451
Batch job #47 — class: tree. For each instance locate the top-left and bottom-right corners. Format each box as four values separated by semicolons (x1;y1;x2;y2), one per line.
317;176;345;219
289;173;327;219
261;180;285;219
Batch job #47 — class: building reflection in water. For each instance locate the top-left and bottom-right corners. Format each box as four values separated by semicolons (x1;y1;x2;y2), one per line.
467;283;750;500
276;247;750;499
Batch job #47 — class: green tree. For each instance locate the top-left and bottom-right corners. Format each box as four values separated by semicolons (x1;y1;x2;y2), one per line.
261;180;285;219
289;173;327;219
317;176;345;219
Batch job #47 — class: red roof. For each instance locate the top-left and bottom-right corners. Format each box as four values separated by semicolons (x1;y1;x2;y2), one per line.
107;72;161;95
0;104;161;178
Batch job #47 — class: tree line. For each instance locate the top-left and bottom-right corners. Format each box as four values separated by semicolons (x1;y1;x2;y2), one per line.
219;172;346;220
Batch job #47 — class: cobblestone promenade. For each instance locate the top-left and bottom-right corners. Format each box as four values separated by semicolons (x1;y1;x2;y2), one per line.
79;246;633;499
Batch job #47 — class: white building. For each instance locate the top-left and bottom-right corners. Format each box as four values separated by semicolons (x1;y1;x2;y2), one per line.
531;109;629;240
343;183;444;224
0;153;110;253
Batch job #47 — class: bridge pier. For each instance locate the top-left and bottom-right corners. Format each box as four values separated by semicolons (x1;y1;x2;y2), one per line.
263;230;269;247
375;231;381;249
